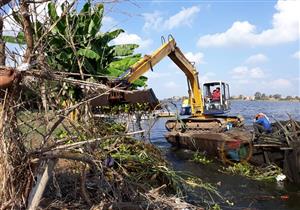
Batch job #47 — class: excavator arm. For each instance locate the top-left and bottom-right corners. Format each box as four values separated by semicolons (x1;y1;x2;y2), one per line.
119;38;204;115
90;36;243;131
91;37;204;115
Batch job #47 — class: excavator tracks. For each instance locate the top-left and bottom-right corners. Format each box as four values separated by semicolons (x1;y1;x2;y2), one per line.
165;115;244;132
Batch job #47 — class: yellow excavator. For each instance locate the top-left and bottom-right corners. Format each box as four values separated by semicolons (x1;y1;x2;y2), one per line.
91;36;243;131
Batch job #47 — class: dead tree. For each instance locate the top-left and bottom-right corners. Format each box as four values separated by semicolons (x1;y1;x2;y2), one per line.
0;0;37;208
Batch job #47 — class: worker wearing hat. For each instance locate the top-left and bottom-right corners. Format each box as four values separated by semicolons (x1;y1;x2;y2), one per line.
254;113;272;133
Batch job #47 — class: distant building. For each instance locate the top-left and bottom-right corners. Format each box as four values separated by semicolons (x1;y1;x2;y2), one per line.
243;96;255;101
230;95;242;100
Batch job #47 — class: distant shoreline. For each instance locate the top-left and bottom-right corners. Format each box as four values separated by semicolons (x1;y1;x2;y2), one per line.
161;98;300;103
230;99;300;102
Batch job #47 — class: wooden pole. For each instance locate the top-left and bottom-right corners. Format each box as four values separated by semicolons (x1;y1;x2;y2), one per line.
27;160;57;210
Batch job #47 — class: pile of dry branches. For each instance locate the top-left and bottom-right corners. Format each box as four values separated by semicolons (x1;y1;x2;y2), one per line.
0;62;205;209
0;1;210;209
254;116;300;147
0;82;205;209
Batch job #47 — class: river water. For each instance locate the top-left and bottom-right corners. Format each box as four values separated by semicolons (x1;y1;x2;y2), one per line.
146;100;300;210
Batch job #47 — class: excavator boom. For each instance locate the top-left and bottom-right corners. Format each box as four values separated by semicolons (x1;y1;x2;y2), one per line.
124;39;204;115
91;36;243;132
113;39;203;115
91;38;204;115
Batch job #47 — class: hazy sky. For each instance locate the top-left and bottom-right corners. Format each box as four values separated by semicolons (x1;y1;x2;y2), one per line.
102;0;300;98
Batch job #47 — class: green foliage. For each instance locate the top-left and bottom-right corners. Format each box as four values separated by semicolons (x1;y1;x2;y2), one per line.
254;92;262;100
45;2;112;75
3;32;26;44
77;49;101;60
132;76;148;89
56;129;68;139
45;2;147;87
97;102;152;114
221;162;282;182
192;151;212;164
113;44;139;57
210;204;221;210
41;2;148;106
107;54;141;77
4;2;149;119
4;2;147;88
98;136;220;196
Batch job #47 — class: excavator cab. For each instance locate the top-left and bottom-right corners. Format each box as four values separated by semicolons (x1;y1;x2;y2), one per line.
203;81;231;115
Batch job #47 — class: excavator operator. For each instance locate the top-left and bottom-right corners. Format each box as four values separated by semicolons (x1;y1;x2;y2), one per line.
211;87;220;101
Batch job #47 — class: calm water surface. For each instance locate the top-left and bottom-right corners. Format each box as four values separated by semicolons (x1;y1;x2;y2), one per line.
147;100;300;210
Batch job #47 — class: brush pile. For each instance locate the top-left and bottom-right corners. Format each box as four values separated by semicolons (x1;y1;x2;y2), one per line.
38;120;203;209
253;116;300;183
253;117;300;147
1;103;212;209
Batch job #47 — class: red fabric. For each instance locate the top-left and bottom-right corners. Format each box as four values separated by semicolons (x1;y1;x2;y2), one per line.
212;90;220;101
226;140;241;149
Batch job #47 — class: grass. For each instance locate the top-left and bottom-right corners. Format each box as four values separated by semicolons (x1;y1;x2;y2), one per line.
192;151;213;165
100;136;220;197
220;162;282;182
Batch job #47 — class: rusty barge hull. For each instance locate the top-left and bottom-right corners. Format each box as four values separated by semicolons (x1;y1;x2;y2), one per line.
165;129;253;162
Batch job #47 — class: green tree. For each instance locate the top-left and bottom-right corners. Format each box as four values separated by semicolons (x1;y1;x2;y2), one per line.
254;92;261;100
4;2;147;87
45;2;146;86
285;96;293;100
273;94;282;99
261;93;268;100
3;2;148;110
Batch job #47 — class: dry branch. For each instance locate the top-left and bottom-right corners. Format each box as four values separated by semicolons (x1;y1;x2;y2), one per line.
0;0;12;7
20;0;33;63
27;70;133;93
39;151;99;171
0;16;5;65
52;130;144;150
80;165;92;206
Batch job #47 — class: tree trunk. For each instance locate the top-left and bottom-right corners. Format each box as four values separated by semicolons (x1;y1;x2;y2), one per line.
0;1;35;208
0;15;5;65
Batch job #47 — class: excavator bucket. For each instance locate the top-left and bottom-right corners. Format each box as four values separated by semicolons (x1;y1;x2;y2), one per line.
90;88;159;109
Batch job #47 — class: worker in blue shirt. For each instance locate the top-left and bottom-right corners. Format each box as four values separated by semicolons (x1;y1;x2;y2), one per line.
254;113;272;133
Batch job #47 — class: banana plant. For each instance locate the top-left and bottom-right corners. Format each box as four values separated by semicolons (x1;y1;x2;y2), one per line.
3;1;147;87
46;1;147;87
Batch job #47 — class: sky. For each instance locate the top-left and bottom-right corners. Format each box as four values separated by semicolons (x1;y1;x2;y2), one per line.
100;0;300;99
2;0;300;99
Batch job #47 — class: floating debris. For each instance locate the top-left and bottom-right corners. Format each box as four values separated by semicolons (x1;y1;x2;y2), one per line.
220;162;282;182
192;151;213;164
